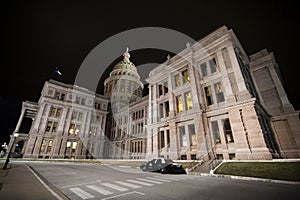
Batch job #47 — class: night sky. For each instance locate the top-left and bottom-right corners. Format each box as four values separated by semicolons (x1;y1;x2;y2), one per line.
1;1;299;144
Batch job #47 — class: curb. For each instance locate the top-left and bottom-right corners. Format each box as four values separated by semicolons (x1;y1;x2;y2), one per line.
188;172;300;185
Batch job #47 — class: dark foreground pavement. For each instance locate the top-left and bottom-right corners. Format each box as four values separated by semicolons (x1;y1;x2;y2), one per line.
0;164;59;200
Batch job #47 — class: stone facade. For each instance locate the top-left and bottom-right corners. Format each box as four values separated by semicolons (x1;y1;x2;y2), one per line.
8;25;300;160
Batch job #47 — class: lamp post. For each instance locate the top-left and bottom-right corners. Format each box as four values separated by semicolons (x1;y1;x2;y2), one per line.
2;132;19;170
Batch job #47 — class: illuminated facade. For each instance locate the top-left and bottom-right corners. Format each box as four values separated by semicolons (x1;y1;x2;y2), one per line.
8;25;300;160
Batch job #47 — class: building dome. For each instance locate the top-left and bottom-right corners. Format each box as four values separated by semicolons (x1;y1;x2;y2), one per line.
104;49;144;111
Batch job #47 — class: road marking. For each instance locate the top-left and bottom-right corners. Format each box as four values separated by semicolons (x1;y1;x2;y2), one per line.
126;179;153;186
102;183;128;191
86;185;113;195
61;180;102;188
136;178;163;184
101;191;144;200
154;176;180;181
115;181;142;189
70;187;94;199
146;177;172;182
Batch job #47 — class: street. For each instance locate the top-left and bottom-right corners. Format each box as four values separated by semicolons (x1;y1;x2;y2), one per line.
24;161;299;200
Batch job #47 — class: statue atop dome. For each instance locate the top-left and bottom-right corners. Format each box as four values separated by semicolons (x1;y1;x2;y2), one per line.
123;47;130;62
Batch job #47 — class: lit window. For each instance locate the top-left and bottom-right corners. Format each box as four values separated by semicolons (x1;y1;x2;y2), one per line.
40;140;46;152
175;74;181;87
47;140;53;153
204;86;214;106
200;63;208;77
214;82;225;103
72;142;77;153
176;95;183;113
185;92;193;110
66;141;71;153
211;121;221;144
179;126;187;147
182;69;190;83
69;124;75;134
223;118;234;143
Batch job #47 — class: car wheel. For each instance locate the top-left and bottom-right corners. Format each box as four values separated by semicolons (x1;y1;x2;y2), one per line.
160;168;167;174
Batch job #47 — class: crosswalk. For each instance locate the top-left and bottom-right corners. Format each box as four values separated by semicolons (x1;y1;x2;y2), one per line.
67;175;192;199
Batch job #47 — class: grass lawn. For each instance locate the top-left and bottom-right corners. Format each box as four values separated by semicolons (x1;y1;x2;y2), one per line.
215;162;300;182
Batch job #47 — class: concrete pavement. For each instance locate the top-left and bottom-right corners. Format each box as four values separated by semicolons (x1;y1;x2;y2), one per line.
0;163;64;200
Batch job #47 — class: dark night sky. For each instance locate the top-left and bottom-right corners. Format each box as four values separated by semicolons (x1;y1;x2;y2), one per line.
0;0;299;144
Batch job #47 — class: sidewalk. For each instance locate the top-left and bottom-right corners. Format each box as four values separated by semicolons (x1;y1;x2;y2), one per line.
0;163;61;200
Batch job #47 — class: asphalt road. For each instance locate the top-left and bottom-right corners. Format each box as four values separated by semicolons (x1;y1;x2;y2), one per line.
27;162;299;200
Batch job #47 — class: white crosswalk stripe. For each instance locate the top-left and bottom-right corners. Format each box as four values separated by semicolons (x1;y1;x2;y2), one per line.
126;179;154;186
115;181;142;189
102;183;129;191
146;177;172;182
153;176;181;181
86;185;113;195
70;187;94;199
136;178;163;184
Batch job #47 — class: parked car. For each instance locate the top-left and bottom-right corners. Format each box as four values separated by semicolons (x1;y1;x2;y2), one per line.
10;152;23;158
140;158;186;174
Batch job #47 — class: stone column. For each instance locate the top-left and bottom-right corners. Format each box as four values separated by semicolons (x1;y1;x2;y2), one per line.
216;51;235;104
227;45;251;100
32;136;44;158
168;75;175;117
14;109;25;133
169;122;179;159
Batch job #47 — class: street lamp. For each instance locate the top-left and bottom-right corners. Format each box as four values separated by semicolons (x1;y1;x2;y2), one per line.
2;132;19;170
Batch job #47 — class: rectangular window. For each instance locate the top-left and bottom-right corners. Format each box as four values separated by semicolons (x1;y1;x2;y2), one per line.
209;58;217;73
66;141;71;153
185;92;193;110
47;140;53;153
179;126;187;147
200;63;208;77
69;124;75;135
223;118;234;143
56;108;62;118
175;74;181;87
159;84;163;96
52;122;58;133
45;121;58;133
160;131;165;148
176;95;183;113
46;121;52;132
204;86;214;105
72;142;77;153
188;124;196;146
182;69;189;83
211;121;221;144
54;91;65;100
49;107;56;117
78;112;83;121
164;82;168;94
214;82;225;103
40;139;46;153
166;130;170;148
164;101;169;117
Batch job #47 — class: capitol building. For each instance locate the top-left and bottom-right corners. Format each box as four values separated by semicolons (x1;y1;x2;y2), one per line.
8;26;300;161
